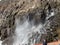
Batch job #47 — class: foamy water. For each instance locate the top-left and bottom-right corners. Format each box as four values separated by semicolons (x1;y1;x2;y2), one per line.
13;9;55;45
0;41;2;45
13;19;45;45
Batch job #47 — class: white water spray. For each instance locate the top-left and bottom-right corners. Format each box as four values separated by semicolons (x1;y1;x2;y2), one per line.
13;9;55;45
13;17;47;45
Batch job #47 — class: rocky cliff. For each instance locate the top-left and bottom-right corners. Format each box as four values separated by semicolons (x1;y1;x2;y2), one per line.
0;0;60;45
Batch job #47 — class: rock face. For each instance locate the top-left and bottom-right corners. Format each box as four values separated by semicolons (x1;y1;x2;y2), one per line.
0;0;60;45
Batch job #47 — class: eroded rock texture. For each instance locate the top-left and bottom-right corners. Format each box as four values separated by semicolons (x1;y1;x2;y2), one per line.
0;0;60;45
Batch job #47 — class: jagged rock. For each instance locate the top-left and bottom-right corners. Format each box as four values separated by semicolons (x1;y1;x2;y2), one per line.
0;0;60;45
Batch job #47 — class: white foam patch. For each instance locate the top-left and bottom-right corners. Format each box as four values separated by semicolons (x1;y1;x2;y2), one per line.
13;18;46;45
0;0;1;1
0;41;3;45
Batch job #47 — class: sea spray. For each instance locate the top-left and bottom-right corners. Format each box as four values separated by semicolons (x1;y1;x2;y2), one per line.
13;9;55;45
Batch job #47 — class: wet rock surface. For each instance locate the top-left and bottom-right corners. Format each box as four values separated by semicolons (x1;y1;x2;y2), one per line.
0;0;60;45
